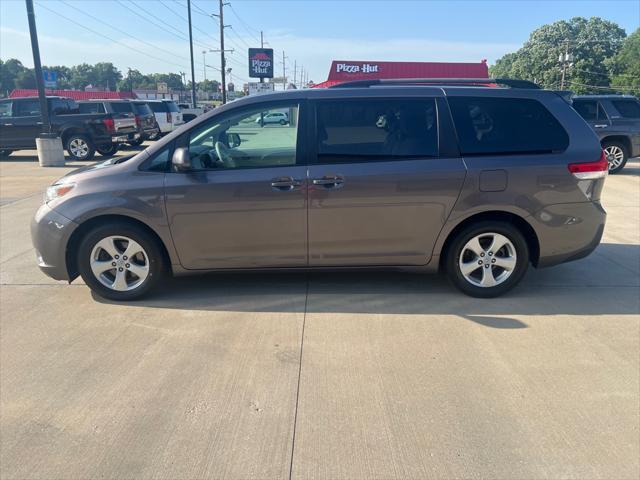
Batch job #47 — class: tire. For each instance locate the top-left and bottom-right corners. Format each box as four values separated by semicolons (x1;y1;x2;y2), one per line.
65;134;95;161
445;221;529;298
279;119;286;125
0;149;13;158
602;141;628;174
128;138;144;147
77;222;165;301
97;143;119;157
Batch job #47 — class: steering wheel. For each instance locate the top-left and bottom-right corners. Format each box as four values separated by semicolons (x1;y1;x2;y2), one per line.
214;141;236;168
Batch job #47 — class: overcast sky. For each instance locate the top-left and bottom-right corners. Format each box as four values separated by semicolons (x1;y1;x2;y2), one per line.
1;0;638;85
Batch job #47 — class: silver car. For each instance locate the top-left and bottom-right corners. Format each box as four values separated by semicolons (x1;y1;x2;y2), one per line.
32;79;607;300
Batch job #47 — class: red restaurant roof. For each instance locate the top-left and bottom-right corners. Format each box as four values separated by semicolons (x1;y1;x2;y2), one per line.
9;89;135;100
313;60;489;88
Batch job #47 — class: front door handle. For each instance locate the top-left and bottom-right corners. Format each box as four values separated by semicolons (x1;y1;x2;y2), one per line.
594;124;608;128
312;175;344;189
271;176;302;192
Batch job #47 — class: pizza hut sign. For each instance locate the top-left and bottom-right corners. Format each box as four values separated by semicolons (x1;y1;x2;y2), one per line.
335;63;380;74
248;48;274;78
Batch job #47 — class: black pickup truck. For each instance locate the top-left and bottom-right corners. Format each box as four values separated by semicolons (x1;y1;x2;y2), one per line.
0;96;139;160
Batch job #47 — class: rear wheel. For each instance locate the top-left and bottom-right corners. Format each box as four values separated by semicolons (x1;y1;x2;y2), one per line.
66;134;95;161
603;141;628;174
128;138;144;147
445;221;529;298
77;223;165;300
97;143;119;157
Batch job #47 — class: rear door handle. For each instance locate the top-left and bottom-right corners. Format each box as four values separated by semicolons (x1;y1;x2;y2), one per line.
271;176;302;191
312;175;344;189
594;124;608;128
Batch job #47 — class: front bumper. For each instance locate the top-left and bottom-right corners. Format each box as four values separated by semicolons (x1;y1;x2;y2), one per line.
30;203;78;281
532;201;606;268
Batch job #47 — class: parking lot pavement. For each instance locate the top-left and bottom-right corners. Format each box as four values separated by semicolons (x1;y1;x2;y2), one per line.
1;153;638;479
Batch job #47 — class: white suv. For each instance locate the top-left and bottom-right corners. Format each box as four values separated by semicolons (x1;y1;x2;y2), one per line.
147;100;184;135
255;111;289;125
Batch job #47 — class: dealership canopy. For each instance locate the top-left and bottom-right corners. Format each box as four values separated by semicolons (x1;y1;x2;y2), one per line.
313;60;489;88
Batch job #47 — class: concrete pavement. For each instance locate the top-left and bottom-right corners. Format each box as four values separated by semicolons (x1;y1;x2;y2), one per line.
1;150;638;479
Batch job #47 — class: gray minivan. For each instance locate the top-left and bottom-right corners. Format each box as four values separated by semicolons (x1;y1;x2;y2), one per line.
32;79;607;300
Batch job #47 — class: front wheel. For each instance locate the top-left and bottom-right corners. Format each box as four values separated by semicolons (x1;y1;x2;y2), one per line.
66;134;95;161
602;141;628;174
77;223;165;300
128;138;144;147
445;221;529;298
97;143;119;157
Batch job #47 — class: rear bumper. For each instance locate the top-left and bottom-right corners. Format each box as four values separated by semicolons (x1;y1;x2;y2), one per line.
30;203;78;281
532;201;606;268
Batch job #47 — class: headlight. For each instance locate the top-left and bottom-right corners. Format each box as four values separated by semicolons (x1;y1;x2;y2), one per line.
44;182;76;204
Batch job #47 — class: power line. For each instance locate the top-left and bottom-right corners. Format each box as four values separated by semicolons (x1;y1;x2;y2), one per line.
568;80;639;91
35;1;190;71
58;0;187;64
160;0;220;46
228;2;261;44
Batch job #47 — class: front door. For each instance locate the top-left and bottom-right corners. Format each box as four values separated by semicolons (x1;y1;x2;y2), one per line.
9;98;42;148
164;101;307;270
307;97;466;266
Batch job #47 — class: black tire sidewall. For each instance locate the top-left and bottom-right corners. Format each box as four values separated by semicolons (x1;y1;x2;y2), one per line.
97;144;119;156
77;223;164;301
128;138;143;146
66;134;95;161
446;221;529;298
603;141;628;174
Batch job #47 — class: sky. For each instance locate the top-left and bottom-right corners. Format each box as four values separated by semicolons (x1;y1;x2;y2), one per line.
1;0;639;86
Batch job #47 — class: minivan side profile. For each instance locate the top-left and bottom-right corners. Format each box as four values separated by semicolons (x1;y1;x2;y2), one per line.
32;80;607;300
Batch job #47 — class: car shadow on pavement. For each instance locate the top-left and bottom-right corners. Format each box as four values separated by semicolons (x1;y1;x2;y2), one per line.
92;243;639;323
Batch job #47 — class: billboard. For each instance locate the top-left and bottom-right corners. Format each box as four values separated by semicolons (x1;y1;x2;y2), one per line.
247;82;275;96
248;48;274;78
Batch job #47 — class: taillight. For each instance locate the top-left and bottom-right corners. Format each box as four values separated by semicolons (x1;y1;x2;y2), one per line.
135;115;141;128
166;112;172;123
103;117;115;133
568;151;608;180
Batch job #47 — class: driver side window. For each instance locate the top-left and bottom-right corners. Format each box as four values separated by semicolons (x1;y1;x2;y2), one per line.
187;103;299;171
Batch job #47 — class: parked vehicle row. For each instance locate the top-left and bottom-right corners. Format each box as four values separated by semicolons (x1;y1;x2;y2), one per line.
571;94;640;174
32;79;608;301
0;97;185;160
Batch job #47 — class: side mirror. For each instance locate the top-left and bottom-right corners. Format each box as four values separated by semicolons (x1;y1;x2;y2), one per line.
227;132;241;148
172;147;191;171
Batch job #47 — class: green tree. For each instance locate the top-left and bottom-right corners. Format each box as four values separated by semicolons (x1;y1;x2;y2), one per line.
607;28;640;95
0;59;33;93
490;17;626;93
91;62;122;91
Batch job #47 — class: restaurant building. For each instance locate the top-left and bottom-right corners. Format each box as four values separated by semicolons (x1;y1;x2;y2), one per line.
313;59;489;88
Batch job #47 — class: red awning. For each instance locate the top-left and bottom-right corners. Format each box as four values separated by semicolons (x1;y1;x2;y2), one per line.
9;89;135;100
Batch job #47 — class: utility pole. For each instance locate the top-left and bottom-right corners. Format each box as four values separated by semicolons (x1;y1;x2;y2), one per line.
187;0;197;108
259;31;264;84
299;66;303;89
211;0;232;104
25;0;50;135
559;42;572;90
281;51;288;90
293;60;297;88
202;50;207;81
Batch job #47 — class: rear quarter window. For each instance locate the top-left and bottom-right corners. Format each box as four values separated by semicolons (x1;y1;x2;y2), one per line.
148;102;167;113
448;97;569;156
133;103;152;115
164;101;180;112
109;102;134;114
611;99;640;118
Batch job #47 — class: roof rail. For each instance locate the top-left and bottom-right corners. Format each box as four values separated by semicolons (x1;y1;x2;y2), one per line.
329;78;541;90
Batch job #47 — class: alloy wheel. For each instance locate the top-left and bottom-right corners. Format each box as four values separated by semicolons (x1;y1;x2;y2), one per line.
458;232;517;288
604;145;625;171
89;235;149;291
69;138;89;158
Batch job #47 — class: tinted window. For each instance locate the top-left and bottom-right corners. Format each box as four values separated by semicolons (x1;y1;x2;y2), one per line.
133;102;152;115
110;102;134;113
78;102;105;114
573;100;608;122
612;99;640;118
316;99;437;163
186;103;298;171
14;99;41;117
148;102;167;113
0;101;12;118
164;101;180;112
147;146;172;172
448;97;569;155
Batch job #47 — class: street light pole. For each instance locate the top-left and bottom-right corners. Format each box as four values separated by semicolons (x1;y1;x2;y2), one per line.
25;0;51;135
202;50;207;81
187;0;197;108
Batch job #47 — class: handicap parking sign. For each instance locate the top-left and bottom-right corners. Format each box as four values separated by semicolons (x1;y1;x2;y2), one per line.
43;70;57;88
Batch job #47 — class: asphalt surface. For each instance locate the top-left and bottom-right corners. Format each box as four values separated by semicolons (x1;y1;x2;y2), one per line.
1;147;639;480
